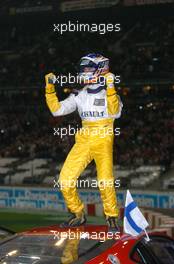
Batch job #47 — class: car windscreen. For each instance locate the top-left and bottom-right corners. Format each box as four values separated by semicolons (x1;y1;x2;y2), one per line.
147;236;174;264
0;234;107;264
131;235;174;264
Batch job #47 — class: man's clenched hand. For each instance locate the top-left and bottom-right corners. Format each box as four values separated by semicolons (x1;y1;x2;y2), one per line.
45;73;56;93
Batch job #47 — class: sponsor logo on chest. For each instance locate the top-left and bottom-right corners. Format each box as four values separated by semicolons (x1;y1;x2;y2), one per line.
81;111;105;118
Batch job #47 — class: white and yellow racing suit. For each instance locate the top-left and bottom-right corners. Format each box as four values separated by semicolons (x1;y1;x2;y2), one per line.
45;73;123;217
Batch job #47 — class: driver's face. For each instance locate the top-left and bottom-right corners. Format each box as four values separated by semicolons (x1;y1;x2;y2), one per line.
83;67;95;72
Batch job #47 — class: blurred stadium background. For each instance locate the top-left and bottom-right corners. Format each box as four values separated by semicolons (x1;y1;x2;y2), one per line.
0;0;174;234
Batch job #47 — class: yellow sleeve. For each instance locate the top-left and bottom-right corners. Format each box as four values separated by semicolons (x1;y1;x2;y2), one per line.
45;83;77;116
45;84;61;113
106;86;122;118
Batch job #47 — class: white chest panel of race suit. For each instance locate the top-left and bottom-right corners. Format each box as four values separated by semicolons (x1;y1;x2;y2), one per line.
52;84;122;120
75;86;108;121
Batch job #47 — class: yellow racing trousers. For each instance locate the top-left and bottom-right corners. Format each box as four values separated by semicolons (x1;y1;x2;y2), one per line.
59;120;119;217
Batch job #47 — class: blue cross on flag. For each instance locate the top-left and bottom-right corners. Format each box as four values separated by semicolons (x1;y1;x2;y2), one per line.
124;190;149;237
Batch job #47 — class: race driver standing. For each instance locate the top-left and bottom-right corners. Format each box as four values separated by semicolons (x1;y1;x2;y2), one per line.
45;53;123;232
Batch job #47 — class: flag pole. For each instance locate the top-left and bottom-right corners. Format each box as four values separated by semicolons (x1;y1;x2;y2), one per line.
144;229;150;242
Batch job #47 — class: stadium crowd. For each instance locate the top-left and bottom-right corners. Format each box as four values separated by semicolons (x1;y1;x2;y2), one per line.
0;15;174;170
0;90;173;169
0;17;174;87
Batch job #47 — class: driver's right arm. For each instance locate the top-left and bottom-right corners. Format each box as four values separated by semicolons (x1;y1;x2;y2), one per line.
45;73;76;116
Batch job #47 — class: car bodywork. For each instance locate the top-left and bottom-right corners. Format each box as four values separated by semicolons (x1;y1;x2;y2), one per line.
0;225;174;264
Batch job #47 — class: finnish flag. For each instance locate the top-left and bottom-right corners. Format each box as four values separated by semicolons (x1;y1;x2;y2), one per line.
124;190;149;237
